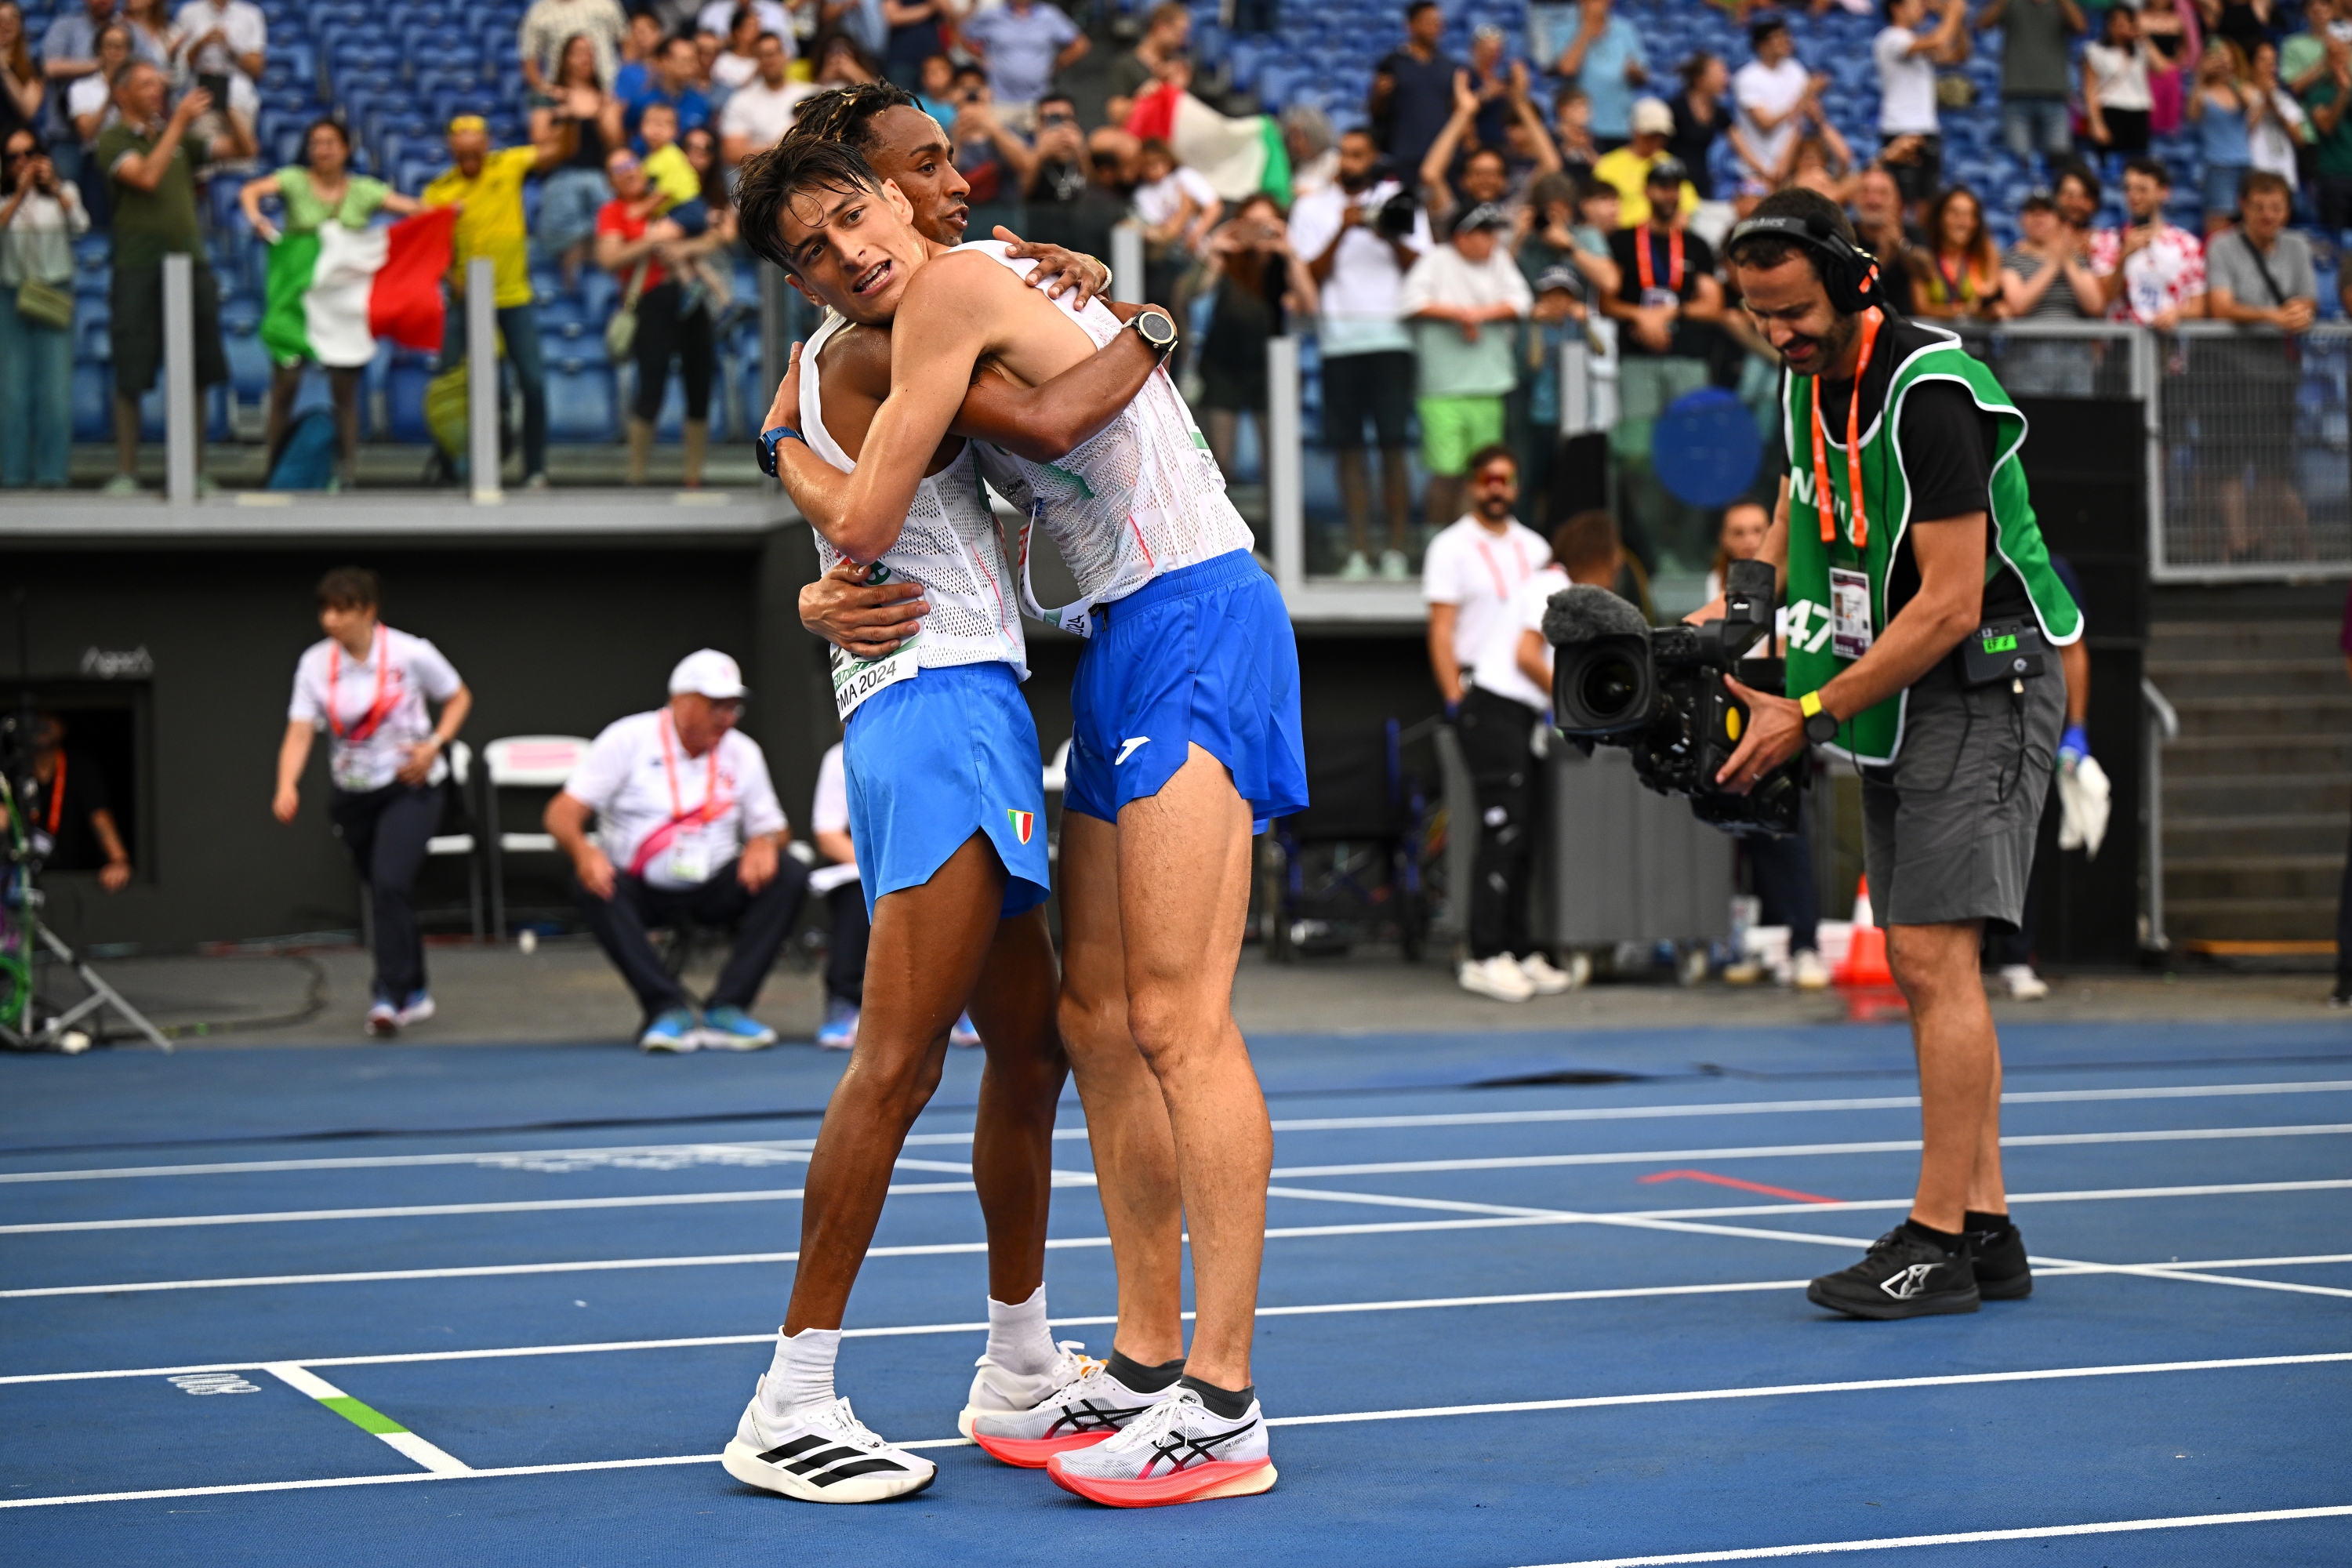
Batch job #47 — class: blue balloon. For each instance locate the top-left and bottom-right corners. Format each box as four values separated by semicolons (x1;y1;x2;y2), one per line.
1652;386;1762;507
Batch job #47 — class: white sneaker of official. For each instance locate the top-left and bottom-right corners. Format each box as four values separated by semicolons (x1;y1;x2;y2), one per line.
1519;953;1579;995
1996;964;2049;1001
1458;954;1536;1002
721;1381;937;1504
1790;949;1831;990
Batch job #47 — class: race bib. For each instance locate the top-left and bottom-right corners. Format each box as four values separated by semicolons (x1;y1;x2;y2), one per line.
832;637;920;721
667;829;713;885
1828;566;1874;662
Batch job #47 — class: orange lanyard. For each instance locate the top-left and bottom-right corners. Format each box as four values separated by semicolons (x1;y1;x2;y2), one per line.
1809;307;1883;550
326;629;397;742
659;711;724;829
1635;223;1682;295
44;751;64;836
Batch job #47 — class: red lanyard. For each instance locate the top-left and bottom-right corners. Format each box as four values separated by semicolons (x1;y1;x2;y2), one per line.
659;710;725;829
326;629;399;742
1635;223;1682;295
1809;307;1883;550
1934;250;1976;305
44;752;64;836
1472;532;1529;601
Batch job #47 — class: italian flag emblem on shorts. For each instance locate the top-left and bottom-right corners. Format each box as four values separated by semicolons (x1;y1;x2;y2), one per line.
1007;809;1035;845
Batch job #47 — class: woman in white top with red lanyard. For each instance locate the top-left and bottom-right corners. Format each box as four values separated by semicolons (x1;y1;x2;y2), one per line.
273;567;473;1037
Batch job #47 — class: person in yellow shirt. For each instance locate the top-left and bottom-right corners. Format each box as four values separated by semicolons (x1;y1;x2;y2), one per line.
423;114;578;488
1591;97;1700;227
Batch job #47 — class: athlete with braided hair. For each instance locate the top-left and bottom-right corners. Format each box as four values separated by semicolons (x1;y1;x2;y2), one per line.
717;85;1177;1507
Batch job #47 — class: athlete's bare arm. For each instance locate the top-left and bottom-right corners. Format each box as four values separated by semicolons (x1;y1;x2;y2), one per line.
777;253;1099;561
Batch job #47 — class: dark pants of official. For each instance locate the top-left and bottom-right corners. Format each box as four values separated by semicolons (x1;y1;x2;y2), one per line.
574;858;809;1022
825;883;869;1006
1745;813;1820;955
1458;686;1544;961
329;780;444;1004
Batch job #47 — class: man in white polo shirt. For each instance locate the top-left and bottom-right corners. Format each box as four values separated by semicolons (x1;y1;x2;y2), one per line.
1423;443;1549;718
547;649;809;1051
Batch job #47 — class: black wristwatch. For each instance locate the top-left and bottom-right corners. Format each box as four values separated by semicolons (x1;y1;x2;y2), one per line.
1799;689;1840;746
1127;307;1178;360
756;424;803;478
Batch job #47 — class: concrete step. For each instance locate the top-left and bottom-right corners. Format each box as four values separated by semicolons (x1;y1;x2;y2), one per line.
2167;693;2352;738
2161;733;2352;776
2166;812;2352;858
2165;854;2346;903
2148;619;2343;659
2165;895;2340;942
2164;773;2352;816
2144;657;2347;702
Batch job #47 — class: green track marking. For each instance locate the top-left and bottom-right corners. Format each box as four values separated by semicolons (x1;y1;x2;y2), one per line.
318;1396;408;1435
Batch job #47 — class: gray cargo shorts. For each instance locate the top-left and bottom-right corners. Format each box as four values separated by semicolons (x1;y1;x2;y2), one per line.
1860;653;2066;930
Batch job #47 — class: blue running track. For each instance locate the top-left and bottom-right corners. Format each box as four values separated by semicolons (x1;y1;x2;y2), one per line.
4;1021;2350;1566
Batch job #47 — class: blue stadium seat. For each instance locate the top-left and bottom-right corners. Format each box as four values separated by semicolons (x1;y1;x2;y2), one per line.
546;362;618;442
387;356;435;444
226;330;274;406
71;363;112;441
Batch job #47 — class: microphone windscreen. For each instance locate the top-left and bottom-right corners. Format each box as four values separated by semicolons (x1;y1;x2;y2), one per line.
1543;585;1651;647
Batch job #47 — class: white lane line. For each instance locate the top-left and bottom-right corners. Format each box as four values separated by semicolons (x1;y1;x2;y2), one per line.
1263;1123;2352;1180
9;1178;2341;1300
0;1280;1838;1386
10;1079;2348;1185
5;1352;2347;1511
1512;1504;2352;1566
14;1127;2338;1236
260;1364;472;1476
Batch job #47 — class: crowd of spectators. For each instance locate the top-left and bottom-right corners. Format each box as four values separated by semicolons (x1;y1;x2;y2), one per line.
1;0;2350;501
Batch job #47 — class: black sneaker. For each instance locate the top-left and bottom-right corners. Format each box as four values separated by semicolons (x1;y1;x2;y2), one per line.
1966;1221;2033;1300
1806;1228;1982;1319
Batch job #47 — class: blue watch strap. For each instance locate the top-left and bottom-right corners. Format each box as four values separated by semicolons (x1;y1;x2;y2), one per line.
757;425;804;477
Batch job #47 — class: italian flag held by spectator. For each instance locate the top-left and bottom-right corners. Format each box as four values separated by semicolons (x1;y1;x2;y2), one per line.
262;208;459;369
1123;83;1292;203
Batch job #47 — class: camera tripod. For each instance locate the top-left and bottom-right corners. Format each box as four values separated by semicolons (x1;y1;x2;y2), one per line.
1;590;171;1054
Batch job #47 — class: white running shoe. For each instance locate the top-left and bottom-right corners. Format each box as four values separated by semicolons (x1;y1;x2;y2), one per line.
365;999;399;1038
1519;953;1577;995
966;1347;1175;1468
1458;953;1535;1002
720;1381;937;1504
395;991;434;1027
1338;550;1373;581
1996;964;2049;1000
1791;949;1832;990
1045;1385;1276;1508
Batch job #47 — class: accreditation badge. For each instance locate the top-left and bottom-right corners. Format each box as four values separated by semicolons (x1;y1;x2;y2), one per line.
1828;566;1875;662
667;828;713;885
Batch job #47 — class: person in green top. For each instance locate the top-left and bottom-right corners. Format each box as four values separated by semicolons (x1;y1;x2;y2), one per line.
97;60;247;495
2300;26;2352;233
238;119;423;489
1706;189;2082;1323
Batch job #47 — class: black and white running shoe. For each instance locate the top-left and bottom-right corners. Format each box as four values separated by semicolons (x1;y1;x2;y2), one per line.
1806;1228;1982;1319
1966;1220;2033;1300
721;1380;937;1503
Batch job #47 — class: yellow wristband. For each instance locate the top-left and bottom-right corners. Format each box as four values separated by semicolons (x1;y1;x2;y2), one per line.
1798;691;1824;719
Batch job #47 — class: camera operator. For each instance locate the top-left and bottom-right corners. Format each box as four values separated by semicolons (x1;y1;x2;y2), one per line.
1709;188;2083;1320
1455;505;1623;1003
4;712;132;890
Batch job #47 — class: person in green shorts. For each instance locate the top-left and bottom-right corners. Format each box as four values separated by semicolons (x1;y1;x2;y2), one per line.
239;118;424;488
1399;201;1532;551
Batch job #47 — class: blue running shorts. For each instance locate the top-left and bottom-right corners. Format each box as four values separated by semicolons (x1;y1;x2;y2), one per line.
1064;550;1308;829
843;661;1051;919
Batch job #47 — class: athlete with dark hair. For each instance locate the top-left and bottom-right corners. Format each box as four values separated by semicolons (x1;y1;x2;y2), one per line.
717;98;1176;1508
742;134;1304;1510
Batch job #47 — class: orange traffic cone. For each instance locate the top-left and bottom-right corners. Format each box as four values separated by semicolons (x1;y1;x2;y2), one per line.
1835;876;1894;986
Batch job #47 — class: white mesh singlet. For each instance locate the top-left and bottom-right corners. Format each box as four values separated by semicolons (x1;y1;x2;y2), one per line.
802;310;1028;678
956;241;1254;607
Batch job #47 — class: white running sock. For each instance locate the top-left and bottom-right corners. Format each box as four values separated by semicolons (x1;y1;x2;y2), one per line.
985;1283;1055;1378
764;1327;842;1420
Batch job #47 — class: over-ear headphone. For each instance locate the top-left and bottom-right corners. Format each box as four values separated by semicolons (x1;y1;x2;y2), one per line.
1726;212;1886;316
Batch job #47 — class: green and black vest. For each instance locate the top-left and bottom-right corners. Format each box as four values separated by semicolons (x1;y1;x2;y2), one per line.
1781;325;2082;764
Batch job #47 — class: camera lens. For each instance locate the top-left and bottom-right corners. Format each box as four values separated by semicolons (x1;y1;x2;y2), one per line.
1578;653;1642;722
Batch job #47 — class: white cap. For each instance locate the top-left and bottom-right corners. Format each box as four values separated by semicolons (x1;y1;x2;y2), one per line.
1631;97;1674;138
668;648;749;699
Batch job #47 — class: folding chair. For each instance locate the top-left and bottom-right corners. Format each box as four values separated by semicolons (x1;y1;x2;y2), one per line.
1263;720;1432;962
481;734;593;941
